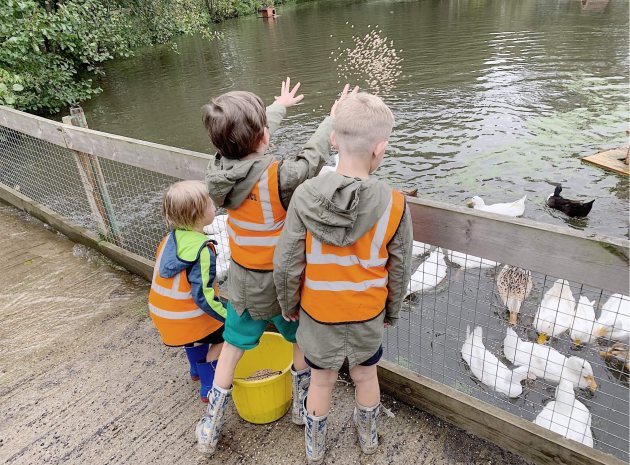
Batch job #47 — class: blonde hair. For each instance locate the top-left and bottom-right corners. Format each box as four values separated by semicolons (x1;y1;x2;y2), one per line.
201;91;267;160
162;180;212;230
333;93;394;157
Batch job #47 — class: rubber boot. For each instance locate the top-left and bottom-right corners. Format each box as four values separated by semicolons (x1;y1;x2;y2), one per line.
196;384;232;455
196;359;218;403
303;397;328;465
353;401;381;455
291;366;311;425
184;344;208;381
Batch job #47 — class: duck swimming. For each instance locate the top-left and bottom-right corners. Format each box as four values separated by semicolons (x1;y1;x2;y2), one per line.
533;380;593;447
469;195;526;217
496;266;533;326
546;185;594;218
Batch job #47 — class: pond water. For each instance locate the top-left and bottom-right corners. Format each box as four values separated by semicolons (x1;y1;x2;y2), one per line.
82;0;629;239
69;0;630;460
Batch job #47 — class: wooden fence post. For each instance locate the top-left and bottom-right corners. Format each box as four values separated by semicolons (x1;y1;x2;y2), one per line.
62;107;122;246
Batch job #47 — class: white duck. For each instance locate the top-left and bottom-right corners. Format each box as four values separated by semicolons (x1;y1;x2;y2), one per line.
534;380;593;447
204;214;230;281
496;266;533;326
318;154;339;175
593;293;630;342
461;326;529;398
446;249;497;270
570;296;597;346
534;279;576;344
469;195;526;217
406;248;447;297
503;328;598;391
412;240;430;257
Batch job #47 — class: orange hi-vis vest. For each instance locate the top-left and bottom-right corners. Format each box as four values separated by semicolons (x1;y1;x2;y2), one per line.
148;237;223;346
301;190;405;324
226;161;286;270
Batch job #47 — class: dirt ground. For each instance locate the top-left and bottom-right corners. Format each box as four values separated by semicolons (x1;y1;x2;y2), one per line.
0;204;532;465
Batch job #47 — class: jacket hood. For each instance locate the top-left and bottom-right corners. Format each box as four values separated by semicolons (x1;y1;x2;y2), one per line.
206;153;275;210
294;172;392;247
159;230;208;278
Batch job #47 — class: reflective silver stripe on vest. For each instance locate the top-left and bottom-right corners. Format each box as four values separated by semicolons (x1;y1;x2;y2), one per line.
228;165;284;232
227;223;280;246
304;277;388;292
306;196;393;268
148;303;206;320
150;242;193;299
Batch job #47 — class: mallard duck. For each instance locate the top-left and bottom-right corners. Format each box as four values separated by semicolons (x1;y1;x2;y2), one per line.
318;154;339;175
503;327;597;391
469;195;526;217
496;266;533;325
600;342;630;371
546;185;594;218
446;250;497;270
461;326;529;398
406;248;447;297
534;279;576;344
570;296;597;346
593;293;630;342
401;188;418;197
534;380;593;447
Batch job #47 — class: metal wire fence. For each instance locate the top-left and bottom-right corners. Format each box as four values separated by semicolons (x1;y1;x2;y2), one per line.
385;245;629;461
0;111;628;462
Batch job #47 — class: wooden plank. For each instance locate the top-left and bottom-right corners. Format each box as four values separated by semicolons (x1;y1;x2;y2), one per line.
377;359;626;465
0;181;154;281
407;197;629;295
583;147;630;176
0;106;211;180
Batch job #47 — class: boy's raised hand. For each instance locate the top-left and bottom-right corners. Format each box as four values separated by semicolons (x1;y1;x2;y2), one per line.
274;77;304;107
330;84;359;117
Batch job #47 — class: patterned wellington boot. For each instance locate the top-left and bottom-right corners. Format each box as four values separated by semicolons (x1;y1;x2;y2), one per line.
303;397;328;465
291;366;311;425
184;344;208;381
353;401;381;455
196;359;218;403
196;384;232;455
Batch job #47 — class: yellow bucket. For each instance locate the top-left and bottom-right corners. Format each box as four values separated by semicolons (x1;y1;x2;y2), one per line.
232;332;293;424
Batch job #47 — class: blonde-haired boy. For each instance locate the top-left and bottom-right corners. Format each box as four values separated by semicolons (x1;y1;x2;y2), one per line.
274;93;413;464
148;180;226;403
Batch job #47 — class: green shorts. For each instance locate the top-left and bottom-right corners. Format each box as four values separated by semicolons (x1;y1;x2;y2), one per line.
223;301;298;350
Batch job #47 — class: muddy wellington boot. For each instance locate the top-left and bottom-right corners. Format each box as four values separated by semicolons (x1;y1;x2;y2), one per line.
291;366;311;425
196;359;218;403
184;344;208;381
353;401;381;455
196;384;232;455
303;397;328;465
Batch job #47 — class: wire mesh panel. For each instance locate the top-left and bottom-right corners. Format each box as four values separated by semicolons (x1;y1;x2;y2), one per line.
384;243;630;461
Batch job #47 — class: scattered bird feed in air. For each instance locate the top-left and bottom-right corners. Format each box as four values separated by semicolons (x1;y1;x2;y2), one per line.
330;24;403;95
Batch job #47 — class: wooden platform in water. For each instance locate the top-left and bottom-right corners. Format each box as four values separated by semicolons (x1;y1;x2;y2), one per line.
582;147;629;175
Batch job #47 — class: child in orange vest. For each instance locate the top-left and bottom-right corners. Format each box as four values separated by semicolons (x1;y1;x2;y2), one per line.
273;93;414;464
148;180;227;403
196;78;354;455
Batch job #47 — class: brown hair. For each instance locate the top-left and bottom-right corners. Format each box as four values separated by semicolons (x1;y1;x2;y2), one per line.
333;93;394;157
162;180;212;230
201;91;267;160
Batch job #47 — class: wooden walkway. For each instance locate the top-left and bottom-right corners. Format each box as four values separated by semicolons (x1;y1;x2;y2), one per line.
0;203;531;465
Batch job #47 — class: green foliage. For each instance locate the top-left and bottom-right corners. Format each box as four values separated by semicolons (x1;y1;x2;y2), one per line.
0;0;302;114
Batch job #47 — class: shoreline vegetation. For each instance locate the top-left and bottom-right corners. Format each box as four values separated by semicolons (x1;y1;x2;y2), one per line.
0;0;304;114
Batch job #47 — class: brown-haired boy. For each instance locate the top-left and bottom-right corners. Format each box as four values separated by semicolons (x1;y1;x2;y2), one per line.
197;78;353;455
273;93;413;464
